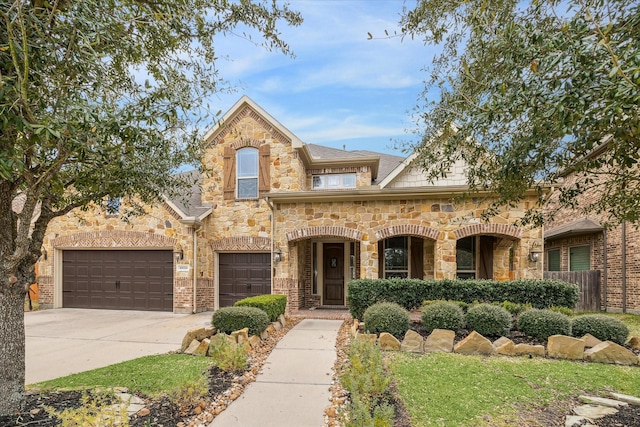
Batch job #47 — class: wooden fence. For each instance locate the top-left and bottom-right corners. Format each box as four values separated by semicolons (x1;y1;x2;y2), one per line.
544;270;601;312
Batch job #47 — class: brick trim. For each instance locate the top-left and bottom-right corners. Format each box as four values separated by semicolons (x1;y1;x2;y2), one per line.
209;106;290;147
374;225;439;242
454;224;523;240
52;230;175;249
286;226;363;243
210;236;272;251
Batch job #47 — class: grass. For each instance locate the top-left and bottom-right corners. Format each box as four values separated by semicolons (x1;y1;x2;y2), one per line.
31;354;213;397
388;352;640;427
573;311;640;338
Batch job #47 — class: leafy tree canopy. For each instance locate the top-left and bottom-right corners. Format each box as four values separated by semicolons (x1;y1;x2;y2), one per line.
0;0;301;415
400;0;639;226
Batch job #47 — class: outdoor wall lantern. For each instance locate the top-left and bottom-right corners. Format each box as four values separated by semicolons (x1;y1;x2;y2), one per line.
529;250;541;263
274;247;282;263
41;248;48;260
174;247;184;261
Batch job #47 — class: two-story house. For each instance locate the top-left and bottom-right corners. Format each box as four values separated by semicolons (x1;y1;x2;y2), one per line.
36;96;543;313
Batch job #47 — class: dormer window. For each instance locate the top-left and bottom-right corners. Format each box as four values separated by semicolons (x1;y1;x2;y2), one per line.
312;173;356;190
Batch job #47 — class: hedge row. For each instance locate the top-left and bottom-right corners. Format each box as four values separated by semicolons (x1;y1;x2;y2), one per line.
234;294;287;322
347;278;579;320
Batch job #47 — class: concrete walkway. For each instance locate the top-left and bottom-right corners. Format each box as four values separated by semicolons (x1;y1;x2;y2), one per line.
209;319;342;427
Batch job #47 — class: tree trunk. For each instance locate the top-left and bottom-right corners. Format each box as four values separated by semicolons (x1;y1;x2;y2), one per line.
0;283;26;416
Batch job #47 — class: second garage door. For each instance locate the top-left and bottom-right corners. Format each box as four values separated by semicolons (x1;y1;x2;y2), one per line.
218;253;271;307
63;250;173;311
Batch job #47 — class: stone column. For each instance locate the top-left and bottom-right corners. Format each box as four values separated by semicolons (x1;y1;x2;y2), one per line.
359;235;378;279
435;231;457;280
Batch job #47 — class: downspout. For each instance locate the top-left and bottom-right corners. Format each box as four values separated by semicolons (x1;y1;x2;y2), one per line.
602;229;607;311
192;226;198;314
264;196;276;298
622;221;627;313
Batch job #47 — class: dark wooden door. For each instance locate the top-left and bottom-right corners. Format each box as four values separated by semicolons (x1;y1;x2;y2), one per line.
218;253;271;307
63;250;173;311
323;243;344;305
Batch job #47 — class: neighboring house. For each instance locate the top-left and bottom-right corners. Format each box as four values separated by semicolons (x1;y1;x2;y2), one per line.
37;96;543;313
544;157;639;313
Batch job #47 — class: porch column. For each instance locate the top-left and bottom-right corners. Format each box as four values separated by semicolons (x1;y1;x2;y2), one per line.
435;231;457;280
359;236;378;279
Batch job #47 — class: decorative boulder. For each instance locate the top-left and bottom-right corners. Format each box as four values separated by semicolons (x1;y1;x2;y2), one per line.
547;335;584;360
584;341;639;365
401;330;424;353
581;333;603;348
379;332;401;351
627;336;640;350
513;343;546;358
454;331;493;355
193;338;210;357
424;329;455;353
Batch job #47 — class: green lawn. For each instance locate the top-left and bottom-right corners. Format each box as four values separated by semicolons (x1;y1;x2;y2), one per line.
389;352;640;427
31;354;213;397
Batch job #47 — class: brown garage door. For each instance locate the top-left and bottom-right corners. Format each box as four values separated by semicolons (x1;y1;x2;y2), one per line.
63;250;173;311
218;253;271;307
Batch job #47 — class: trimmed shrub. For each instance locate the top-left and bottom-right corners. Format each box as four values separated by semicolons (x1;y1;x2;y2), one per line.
571;315;629;345
423;299;469;312
347;278;579;320
500;301;532;317
549;305;574;317
421;301;465;333
517;309;571;341
465;303;512;337
363;302;410;339
234;294;287;322
211;306;269;336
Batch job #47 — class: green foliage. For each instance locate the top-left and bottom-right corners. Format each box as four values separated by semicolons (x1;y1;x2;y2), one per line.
208;335;249;372
170;378;208;409
211;307;269;336
400;0;640;226
549;306;574;317
234;294;286;322
517;309;572;341
347;278;578;320
500;301;532;317
572;315;629;345
363;302;410;339
465;303;512;337
424;299;469;312
46;391;129;427
421;301;465;333
339;338;394;427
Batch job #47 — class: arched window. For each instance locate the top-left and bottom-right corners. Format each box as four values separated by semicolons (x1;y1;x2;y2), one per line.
236;147;258;199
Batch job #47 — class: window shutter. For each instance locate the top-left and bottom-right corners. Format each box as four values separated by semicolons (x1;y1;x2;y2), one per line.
223;146;236;200
259;144;270;193
547;249;561;271
570;246;590;271
377;240;384;279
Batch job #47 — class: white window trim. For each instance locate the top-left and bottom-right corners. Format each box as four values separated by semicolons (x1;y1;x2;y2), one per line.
236;147;259;199
312;173;356;190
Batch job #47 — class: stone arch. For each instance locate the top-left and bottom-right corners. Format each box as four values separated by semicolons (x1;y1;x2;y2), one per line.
210;236;271;252
374;225;440;242
454;223;523;240
286;226;363;243
52;230;175;249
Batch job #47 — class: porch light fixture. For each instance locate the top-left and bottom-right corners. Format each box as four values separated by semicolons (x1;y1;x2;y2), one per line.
529;250;541;263
274;247;282;263
174;247;184;261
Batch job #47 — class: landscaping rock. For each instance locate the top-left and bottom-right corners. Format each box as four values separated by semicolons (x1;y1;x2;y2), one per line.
610;392;640;406
231;328;249;344
581;333;602;348
572;404;618;419
627;336;640;350
424;329;455;353
400;330;424;353
492;337;512;349
249;335;261;349
356;333;377;344
513;343;545;358
350;319;359;336
379;332;401;351
565;415;594;427
454;331;493;355
181;328;204;352
579;395;628;408
184;339;201;355
272;321;282;332
494;338;515;356
584;341;638;365
278;314;287;328
193;338;211;357
548;335;584;360
260;330;269;340
266;324;277;334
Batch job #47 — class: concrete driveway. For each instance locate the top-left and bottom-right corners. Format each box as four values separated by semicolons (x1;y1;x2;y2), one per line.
25;308;213;384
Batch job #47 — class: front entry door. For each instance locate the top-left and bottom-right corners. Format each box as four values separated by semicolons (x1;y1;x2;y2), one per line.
323;243;344;305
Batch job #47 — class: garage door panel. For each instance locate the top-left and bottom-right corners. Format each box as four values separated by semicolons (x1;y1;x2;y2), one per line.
63;250;173;311
218;253;271;307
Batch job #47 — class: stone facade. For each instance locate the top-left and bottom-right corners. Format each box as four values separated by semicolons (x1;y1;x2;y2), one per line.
37;96;544;314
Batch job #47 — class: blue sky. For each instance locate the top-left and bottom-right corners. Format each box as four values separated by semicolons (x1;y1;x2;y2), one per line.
209;0;440;157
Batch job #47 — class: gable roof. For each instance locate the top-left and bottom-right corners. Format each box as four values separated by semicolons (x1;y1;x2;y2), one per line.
164;170;212;220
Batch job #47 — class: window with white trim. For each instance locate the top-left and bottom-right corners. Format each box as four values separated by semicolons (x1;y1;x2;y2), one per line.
312;173;356;190
237;148;258;199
